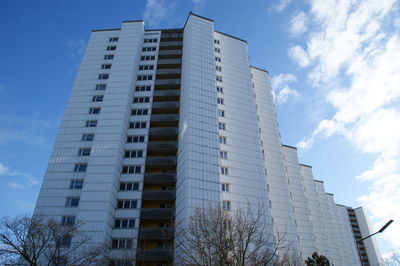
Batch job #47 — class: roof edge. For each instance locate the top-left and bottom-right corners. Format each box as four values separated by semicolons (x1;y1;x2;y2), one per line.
92;28;121;32
282;144;297;150
300;163;312;168
215;30;247;43
184;11;214;28
122;20;144;23
251;65;269;73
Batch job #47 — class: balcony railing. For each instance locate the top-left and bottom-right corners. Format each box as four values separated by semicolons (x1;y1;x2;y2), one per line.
147;141;177;149
136;249;173;261
158;50;182;56
157;59;182;65
152;101;179;109
155;79;181;86
142;191;176;201
140;208;175;219
159;41;183;47
144;173;176;183
151;114;179;121
139;228;174;240
149;127;178;135
146;156;177;165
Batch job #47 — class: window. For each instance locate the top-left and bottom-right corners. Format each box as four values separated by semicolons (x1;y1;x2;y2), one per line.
70;179;84;189
104;54;114;60
129;122;146;129
140;55;155;61
137;75;153;81
78;148;91;156
160;203;173;208
133;97;150;103
61;216;76;226
114;219;135;229
144;38;158;43
74;164;87;172
218;123;226;130
217;86;223;93
217;98;224;104
220;151;228;159
222;200;231;211
215;56;221;62
85;120;97;127
112;239;133;249
109;37;119;42
82;134;94;141
131;109;149;116
214;39;220;45
218;110;225;117
216;76;223;82
221;183;230;192
220;167;228;175
216;66;222;72
117;200;138;209
101;64;112;69
142;47;157;52
126;135;145;143
135;85;151;91
119;182;140;191
95;84;106;90
98;73;109;80
219;136;227;144
138;65;154;70
215;47;221;53
122;165;141;174
61;237;72;248
92;95;104;102
65;197;80;207
106;46;116;51
124;150;144;158
89;107;101;114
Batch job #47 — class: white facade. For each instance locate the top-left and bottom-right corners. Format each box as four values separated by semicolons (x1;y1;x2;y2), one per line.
34;13;381;265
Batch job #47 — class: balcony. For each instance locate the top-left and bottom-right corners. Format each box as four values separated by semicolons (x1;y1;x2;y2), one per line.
146;156;177;165
153;90;180;97
159;41;183;47
156;68;181;75
147;141;177;150
142;190;176;201
151;114;179;122
136;249;173;261
149;127;178;135
157;59;181;65
140;208;175;219
140;228;174;240
144;173;176;183
155;79;181;86
158;50;182;56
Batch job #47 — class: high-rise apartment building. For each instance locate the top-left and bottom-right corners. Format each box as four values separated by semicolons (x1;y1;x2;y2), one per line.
34;13;382;265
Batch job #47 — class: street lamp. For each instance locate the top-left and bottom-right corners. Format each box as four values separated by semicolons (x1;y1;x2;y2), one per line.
356;219;393;266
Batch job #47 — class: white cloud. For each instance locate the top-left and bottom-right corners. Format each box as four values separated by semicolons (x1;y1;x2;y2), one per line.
0;162;39;189
290;11;309;36
143;0;176;28
192;0;207;12
270;0;293;12
292;0;400;249
270;73;299;104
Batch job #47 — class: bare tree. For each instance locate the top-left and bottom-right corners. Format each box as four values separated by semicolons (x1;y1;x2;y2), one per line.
175;205;293;266
0;215;106;266
385;250;400;266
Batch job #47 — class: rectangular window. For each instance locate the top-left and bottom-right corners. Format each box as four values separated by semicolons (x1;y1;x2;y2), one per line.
95;84;106;90
70;179;84;189
137;75;153;81
135;85;151;91
92;95;104;102
144;38;158;43
109;37;119;42
119;182;140;191
217;86;223;93
217;98;224;104
129;122;146;129
219;136;227;144
221;183;230;192
218;123;226;130
142;47;157;52
216;66;222;72
122;165;141;174
89;107;101;114
126;135;145;143
215;47;221;53
220;167;228;175
220;151;228;159
133;97;150;103
117;200;138;209
222;200;231;211
214;39;220;45
114;219;135;229
104;54;114;60
74;164;87;172
140;55;156;61
61;216;76;226
216;76;223;82
138;65;154;70
111;239;133;249
124;150;144;158
101;64;112;69
98;73;109;80
65;197;80;207
218;110;225;117
82;134;94;141
215;56;221;62
85;120;97;127
78;148;91;156
106;46;116;51
131;109;149;116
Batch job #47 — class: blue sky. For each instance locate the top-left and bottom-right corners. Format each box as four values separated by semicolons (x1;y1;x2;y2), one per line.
1;0;399;257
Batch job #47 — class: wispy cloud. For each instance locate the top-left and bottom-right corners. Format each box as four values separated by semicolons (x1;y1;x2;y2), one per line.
292;0;400;248
269;0;293;12
192;0;207;13
143;0;177;28
271;73;299;104
0;162;39;189
289;11;309;36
